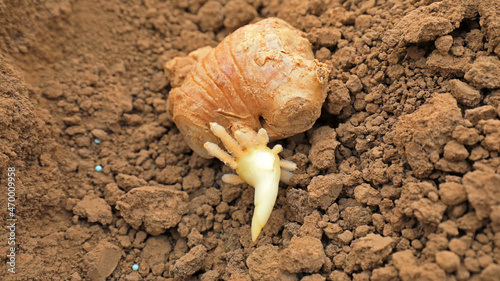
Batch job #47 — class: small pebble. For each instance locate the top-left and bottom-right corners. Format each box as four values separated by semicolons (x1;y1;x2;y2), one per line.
95;165;103;172
132;264;139;271
94;139;101;144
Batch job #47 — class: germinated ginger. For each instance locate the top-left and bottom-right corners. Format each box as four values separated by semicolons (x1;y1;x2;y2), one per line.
166;17;330;241
204;122;297;241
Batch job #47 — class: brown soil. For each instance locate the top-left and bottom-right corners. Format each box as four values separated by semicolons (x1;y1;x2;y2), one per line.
1;0;500;280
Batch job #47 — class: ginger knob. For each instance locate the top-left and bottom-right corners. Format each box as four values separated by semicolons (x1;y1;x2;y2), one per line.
166;17;330;158
166;17;330;241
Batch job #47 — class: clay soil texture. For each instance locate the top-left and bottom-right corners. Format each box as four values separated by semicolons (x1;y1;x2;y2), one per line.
1;0;500;280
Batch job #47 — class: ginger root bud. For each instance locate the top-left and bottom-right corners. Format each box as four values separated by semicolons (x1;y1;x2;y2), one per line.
166;17;330;158
203;122;296;241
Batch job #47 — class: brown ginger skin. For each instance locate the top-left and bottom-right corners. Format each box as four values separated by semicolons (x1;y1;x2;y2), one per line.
166;17;330;158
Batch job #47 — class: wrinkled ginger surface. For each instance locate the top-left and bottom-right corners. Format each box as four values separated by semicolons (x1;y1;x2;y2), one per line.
166;17;330;158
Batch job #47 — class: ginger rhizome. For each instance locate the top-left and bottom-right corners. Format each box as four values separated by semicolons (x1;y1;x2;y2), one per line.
166;18;330;240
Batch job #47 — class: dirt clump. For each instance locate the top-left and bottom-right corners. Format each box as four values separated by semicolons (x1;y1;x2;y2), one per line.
1;0;500;280
393;93;463;177
83;241;123;281
116;186;189;235
279;236;327;274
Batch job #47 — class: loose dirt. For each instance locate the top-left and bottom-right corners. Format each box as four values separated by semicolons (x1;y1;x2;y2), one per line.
1;0;499;280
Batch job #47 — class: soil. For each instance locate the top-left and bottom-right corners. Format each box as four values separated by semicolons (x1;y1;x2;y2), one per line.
1;0;500;280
